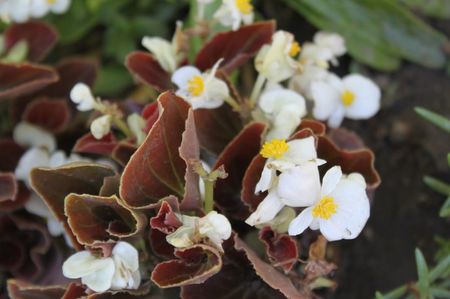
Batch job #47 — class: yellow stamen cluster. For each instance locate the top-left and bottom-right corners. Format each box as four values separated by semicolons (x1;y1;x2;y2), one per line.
341;90;355;107
187;75;205;97
260;139;289;159
289;42;301;57
47;0;56;3
312;196;338;219
235;0;253;14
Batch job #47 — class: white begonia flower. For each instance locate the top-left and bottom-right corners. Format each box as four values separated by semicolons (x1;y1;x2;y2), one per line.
90;115;112;140
289;64;331;100
259;87;306;140
300;31;346;68
214;0;254;31
166;211;232;250
14;147;50;188
30;0;71;18
255;30;301;83
3;0;32;23
311;73;381;128
13;122;56;152
70;83;98;112
63;241;141;293
142;22;184;73
246;137;325;226
288;166;370;241
313;31;346;58
172;60;229;109
127;113;146;145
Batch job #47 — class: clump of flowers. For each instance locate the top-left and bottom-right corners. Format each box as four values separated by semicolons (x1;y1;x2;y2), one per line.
0;1;382;298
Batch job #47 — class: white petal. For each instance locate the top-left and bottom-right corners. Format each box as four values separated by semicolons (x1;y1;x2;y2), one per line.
283;136;317;164
30;0;49;17
70;83;96;111
343;74;381;119
288;207;313;236
320;166;342;197
50;0;70;13
90;115;111;140
8;0;31;23
245;191;284;226
24;193;51;218
259;88;306;116
81;260;115;293
142;36;177;73
327;105;345;128
289;65;330;99
277;162;321;207
200;77;229;109
171;66;201;89
255;162;276;193
49;150;68;167
15;148;50;187
63;251;114;278
13;122;56;152
319;218;344;241
47;217;65;236
313;31;346;57
199;211;232;241
112;241;139;271
347;172;366;188
311;81;340;121
166;226;195;248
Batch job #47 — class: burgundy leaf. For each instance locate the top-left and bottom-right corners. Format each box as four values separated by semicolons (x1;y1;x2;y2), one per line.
65;194;146;246
0;183;30;212
73;132;119;156
0;172;17;202
151;244;222;288
328;127;366;151
259;226;299;273
0;138;25;172
61;283;86;299
125;51;172;92
4;21;58;62
213;122;266;219
0;63;58;101
111;140;138;167
22;98;71;133
120;92;191;209
149;228;175;259
195;21;275;74
99;174;121;197
7;279;66;299
150;198;183;234
142;102;159;133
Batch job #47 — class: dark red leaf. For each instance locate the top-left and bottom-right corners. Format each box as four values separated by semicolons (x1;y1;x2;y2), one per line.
125;51;172;92
0;172;17;202
111;140;138;167
120;92;191;209
99;174;121;197
195;21;275;74
22;98;71;133
259;227;299;273
213;122;266;219
0;63;58;101
3;21;58;62
30;162;116;250
194;104;243;155
0;138;25;172
142;102;159;133
149;228;175;259
37;58;98;98
73;132;119;156
65;194;146;246
61;283;86;299
150;198;183;234
0;183;30;212
328;127;365;151
296;119;326;136
7;279;66;299
151;244;222;288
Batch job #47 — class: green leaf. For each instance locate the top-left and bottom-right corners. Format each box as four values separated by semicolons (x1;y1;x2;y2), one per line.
2;40;28;63
439;196;450;218
375;286;408;299
415;107;450;133
415;248;431;299
423;176;450;196
375;291;385;299
94;64;133;97
283;0;448;71
430;287;450;298
430;254;450;282
401;0;450;19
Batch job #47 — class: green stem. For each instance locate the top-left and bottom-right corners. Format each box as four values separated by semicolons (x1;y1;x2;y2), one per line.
249;73;266;106
203;179;214;213
112;116;132;138
224;96;241;111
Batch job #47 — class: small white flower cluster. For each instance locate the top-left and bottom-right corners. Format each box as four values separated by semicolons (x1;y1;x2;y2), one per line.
166;211;232;251
0;0;71;23
63;241;141;293
246;137;370;242
195;0;254;30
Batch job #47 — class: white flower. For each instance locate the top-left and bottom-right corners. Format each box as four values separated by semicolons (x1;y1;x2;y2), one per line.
63;241;141;293
15;147;50;187
2;0;31;23
172;60;229;109
90;115;112;140
166;211;232;250
300;31;346;68
30;0;71;18
246;137;324;226
288;166;370;241
314;31;346;58
259;87;306;140
214;0;254;30
127;113;146;145
13;122;56;152
289;64;331;99
142;23;184;73
311;74;381;128
70;83;97;112
255;30;301;83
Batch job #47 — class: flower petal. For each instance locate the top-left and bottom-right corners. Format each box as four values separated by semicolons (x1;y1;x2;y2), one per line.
171;66;201;89
255;162;276;193
112;241;139;271
63;251;114;278
283;136;317;164
311;80;340;121
288;207;313;236
245;190;284;226
13;122;56;152
142;36;177;73
320;166;342;197
343;74;381;119
81;259;115;293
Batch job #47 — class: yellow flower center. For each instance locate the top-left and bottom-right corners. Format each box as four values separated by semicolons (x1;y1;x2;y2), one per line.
47;0;56;4
341;90;355;107
235;0;253;14
312;196;338;219
187;75;205;97
260;139;289;159
289;41;301;57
